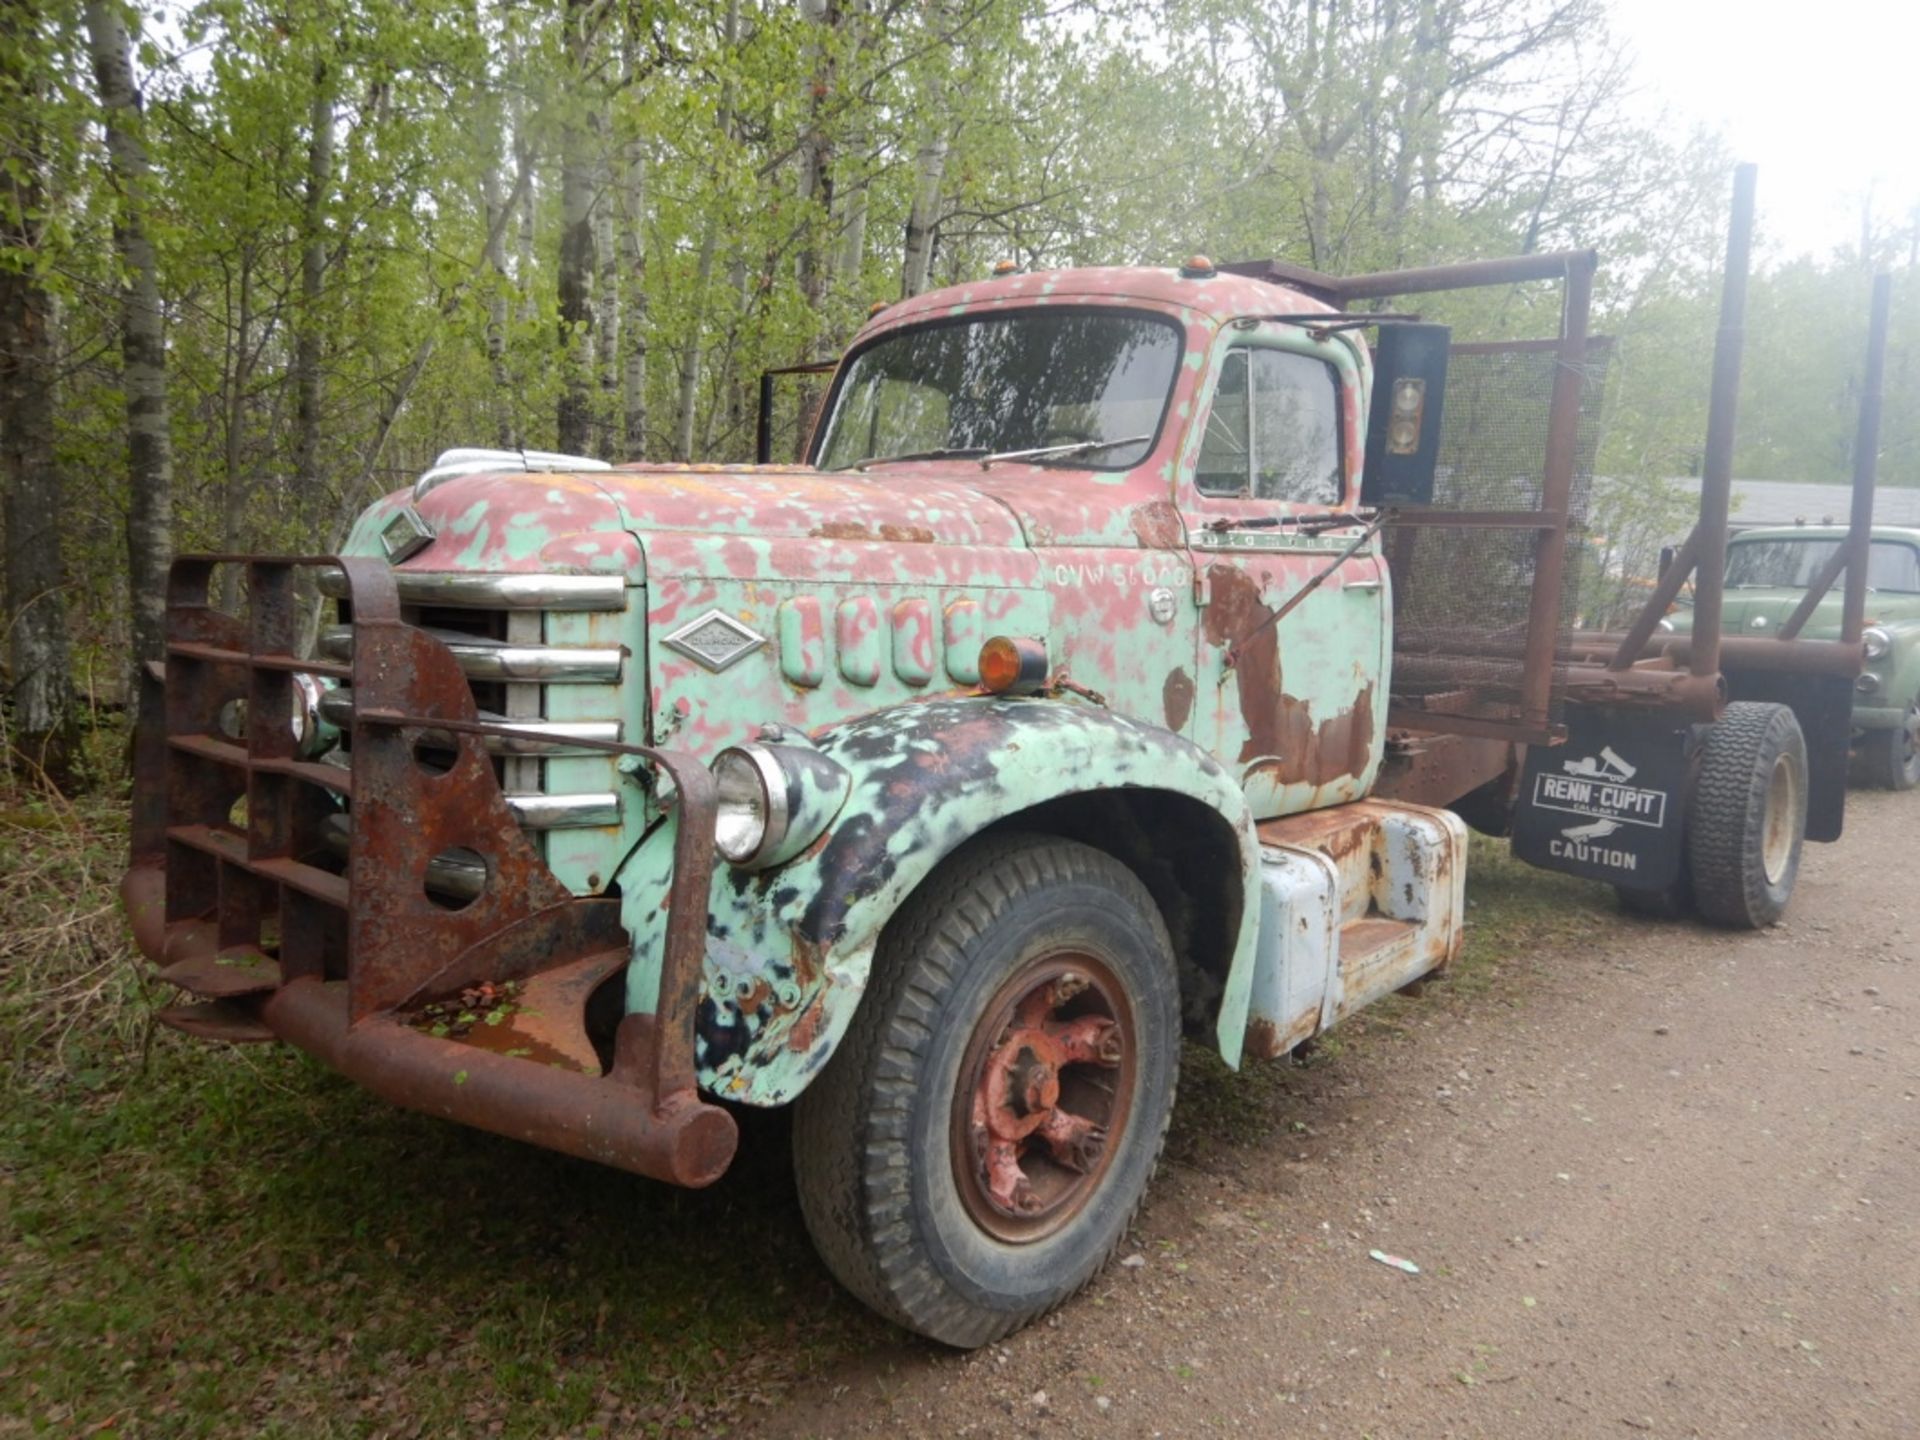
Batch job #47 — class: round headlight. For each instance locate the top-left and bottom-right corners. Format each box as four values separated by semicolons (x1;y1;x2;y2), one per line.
711;746;789;866
1857;672;1883;695
1655;616;1675;634
1863;626;1892;661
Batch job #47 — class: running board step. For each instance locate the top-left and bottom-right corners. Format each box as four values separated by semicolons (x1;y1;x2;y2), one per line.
1238;800;1467;1062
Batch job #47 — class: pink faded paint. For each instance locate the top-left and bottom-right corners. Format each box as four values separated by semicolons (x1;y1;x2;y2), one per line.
891;598;936;686
836;596;882;687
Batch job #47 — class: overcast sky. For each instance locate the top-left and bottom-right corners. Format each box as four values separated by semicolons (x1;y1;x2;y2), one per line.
1608;0;1920;263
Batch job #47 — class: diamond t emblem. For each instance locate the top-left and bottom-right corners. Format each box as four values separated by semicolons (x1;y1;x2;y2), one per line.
662;609;767;672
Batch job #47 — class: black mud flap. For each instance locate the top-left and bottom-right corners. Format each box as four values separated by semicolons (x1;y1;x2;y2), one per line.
1725;669;1852;843
1512;706;1694;891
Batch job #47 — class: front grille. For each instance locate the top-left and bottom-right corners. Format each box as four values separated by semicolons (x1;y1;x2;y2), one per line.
322;569;631;882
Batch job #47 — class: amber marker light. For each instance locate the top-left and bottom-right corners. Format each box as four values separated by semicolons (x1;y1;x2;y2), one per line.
992;258;1019;276
1179;254;1216;279
978;636;1050;695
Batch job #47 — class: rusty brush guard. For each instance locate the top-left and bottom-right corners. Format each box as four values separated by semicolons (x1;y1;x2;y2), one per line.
120;555;738;1188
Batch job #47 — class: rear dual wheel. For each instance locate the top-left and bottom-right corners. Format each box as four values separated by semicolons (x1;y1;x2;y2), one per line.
793;834;1179;1349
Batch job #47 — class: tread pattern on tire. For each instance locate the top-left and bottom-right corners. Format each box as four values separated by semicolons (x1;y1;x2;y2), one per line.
1687;701;1805;929
792;832;1176;1348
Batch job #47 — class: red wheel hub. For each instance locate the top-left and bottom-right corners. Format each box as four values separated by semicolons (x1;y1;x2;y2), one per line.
955;959;1134;1242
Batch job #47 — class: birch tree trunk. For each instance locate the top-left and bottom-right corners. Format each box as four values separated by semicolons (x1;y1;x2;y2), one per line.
554;0;599;454
794;0;838;320
593;139;618;458
293;58;333;501
85;0;173;674
514;119;538;328
615;0;650;458
793;0;840;456
617;112;648;457
672;0;739;461
900;131;949;297
0;0;74;784
217;247;254;612
481;87;514;446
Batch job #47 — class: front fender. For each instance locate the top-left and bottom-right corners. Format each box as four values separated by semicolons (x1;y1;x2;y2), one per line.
618;696;1262;1106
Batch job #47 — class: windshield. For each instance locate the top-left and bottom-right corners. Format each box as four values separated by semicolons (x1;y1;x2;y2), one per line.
815;309;1181;472
1726;537;1920;593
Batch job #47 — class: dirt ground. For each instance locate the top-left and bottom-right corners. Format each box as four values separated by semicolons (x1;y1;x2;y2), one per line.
760;790;1920;1439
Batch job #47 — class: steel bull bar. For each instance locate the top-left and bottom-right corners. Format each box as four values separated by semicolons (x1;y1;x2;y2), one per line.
120;554;738;1188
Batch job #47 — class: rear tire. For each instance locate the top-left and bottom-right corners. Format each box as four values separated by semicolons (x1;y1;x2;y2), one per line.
1854;703;1920;791
1687;702;1807;929
1615;869;1693;920
792;834;1180;1348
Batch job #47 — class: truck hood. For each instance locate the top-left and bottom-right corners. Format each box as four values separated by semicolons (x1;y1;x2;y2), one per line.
344;462;1030;576
595;463;1027;549
1683;588;1845;639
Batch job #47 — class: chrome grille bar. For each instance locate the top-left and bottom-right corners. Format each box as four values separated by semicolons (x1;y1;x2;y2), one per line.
316;569;625;611
506;791;621;828
318;626;622;683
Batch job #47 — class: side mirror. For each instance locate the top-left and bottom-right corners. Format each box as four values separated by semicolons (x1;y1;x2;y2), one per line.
1360;323;1450;508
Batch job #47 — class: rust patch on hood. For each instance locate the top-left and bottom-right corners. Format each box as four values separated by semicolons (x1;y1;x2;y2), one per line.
807;520;938;543
1130;500;1185;550
1163;668;1195;732
812;520;873;540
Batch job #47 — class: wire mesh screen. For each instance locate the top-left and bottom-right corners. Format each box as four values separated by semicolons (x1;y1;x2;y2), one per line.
1385;343;1611;723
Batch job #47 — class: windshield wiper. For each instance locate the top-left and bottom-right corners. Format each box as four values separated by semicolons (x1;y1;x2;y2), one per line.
848;447;987;472
977;435;1151;469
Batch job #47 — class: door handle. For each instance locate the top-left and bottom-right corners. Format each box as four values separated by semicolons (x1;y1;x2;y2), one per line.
1346;578;1382;592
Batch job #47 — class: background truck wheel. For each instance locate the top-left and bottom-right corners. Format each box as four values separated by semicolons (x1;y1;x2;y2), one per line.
1687;702;1807;929
1852;704;1920;791
792;833;1180;1349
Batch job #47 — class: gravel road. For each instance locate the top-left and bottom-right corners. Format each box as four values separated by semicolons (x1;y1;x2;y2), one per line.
761;790;1920;1439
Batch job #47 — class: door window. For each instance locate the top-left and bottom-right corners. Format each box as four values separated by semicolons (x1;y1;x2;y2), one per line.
1196;348;1343;505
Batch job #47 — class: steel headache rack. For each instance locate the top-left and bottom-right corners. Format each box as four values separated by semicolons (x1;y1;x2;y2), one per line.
121;554;737;1188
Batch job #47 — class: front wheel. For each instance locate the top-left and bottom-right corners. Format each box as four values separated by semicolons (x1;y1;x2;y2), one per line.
792;834;1180;1348
1854;703;1920;791
1687;702;1807;929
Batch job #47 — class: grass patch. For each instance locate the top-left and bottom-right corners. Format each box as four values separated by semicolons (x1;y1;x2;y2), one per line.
5;782;1618;1435
0;785;886;1438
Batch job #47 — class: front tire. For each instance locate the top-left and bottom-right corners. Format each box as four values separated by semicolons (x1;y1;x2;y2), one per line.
792;834;1180;1348
1854;703;1920;790
1687;702;1807;928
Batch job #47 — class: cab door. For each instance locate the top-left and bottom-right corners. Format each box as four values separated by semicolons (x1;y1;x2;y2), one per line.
1180;331;1387;820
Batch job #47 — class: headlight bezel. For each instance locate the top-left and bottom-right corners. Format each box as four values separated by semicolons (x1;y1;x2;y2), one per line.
711;744;790;867
1863;625;1893;661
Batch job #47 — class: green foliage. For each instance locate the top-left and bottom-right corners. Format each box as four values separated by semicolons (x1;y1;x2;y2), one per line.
6;0;1914;688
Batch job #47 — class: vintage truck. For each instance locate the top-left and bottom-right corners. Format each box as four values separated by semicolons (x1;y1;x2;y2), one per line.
121;237;1827;1346
1661;523;1920;790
